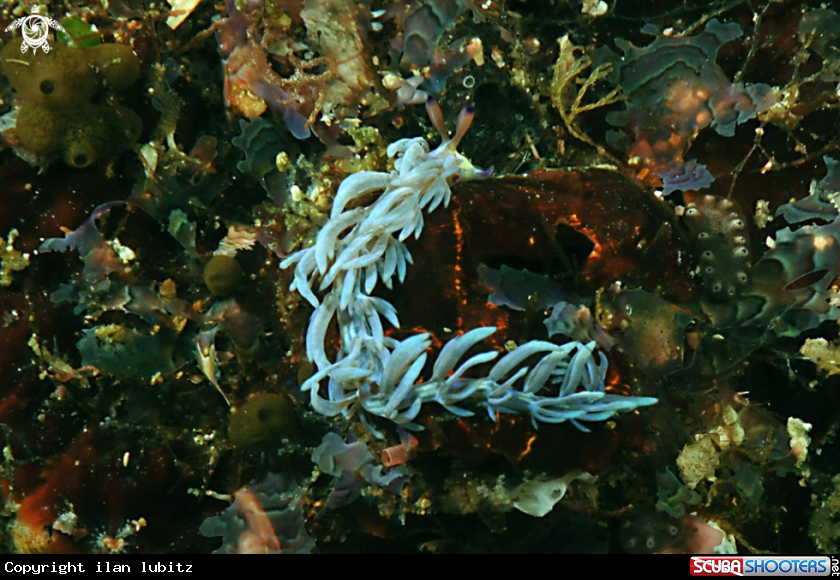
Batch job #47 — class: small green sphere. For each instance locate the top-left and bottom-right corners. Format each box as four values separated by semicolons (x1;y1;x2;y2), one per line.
203;255;243;297
228;393;299;449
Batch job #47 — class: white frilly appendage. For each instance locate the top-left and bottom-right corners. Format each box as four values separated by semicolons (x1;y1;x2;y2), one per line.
281;102;656;435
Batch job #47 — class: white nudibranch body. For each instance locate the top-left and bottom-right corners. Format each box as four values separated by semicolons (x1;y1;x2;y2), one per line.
281;100;656;436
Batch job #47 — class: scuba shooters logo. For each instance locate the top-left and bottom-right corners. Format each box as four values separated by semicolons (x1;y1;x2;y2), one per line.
5;6;64;54
691;556;837;577
692;557;744;576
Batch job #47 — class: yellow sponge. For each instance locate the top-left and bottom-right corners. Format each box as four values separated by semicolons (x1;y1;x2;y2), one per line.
1;37;142;167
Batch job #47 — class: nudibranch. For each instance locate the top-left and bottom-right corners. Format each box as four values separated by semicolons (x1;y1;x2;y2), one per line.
424;98;494;183
282;102;657;436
